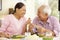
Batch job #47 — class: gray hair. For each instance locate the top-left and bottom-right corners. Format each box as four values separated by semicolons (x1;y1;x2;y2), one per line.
43;6;51;16
37;5;51;16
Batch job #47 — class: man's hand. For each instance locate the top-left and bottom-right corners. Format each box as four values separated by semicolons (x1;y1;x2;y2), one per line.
46;30;56;36
33;24;46;33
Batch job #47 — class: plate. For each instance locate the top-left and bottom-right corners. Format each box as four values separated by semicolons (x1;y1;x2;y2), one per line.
11;35;25;39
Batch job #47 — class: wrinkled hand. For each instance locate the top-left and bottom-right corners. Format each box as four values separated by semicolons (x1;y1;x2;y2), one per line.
46;30;56;36
40;27;46;33
38;27;46;33
30;24;55;36
33;24;46;33
29;24;47;34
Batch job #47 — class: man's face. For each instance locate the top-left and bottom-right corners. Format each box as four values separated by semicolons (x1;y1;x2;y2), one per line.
37;5;48;21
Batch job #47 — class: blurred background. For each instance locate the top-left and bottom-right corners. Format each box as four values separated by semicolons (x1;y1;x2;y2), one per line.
0;0;59;21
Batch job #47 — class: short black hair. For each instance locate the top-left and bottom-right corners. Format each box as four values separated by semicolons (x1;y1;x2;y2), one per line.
13;2;25;14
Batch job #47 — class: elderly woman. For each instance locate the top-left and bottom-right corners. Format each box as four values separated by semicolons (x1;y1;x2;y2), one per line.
0;2;31;38
30;5;60;36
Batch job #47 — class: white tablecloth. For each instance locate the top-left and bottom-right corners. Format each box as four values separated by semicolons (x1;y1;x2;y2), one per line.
0;37;60;40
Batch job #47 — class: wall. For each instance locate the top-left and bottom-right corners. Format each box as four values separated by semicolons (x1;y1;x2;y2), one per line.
0;0;24;18
0;0;59;20
0;0;36;20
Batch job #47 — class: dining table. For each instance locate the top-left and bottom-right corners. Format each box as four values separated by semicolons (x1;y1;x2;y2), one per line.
0;35;60;40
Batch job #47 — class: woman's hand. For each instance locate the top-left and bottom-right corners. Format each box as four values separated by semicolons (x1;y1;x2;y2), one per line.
0;32;5;37
26;18;31;24
0;32;11;38
4;33;11;38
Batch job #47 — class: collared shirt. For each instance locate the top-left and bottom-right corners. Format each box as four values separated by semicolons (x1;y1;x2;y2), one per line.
0;14;27;35
33;16;60;36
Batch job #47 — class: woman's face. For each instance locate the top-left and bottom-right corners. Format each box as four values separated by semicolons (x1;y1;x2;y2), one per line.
16;6;26;17
37;6;48;21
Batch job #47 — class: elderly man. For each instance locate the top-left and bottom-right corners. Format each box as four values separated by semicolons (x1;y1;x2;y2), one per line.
29;5;60;37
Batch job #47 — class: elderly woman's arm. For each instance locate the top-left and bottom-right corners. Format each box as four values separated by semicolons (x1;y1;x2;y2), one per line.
0;17;11;38
21;18;31;35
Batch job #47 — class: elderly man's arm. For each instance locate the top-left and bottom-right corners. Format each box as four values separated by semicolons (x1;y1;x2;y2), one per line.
30;24;56;36
52;17;60;36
